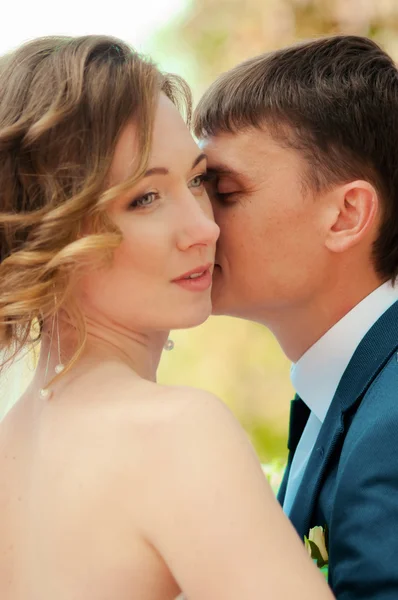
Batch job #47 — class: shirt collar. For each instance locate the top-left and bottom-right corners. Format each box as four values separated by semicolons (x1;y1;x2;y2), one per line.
290;282;398;423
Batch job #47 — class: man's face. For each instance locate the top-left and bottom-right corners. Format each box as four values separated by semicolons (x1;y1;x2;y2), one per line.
201;128;332;322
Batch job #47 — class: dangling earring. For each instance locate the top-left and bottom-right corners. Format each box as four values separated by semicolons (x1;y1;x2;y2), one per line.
164;339;175;351
54;309;65;374
39;313;55;399
39;300;64;398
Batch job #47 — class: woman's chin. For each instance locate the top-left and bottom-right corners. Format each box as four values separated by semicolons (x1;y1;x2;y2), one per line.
168;302;213;330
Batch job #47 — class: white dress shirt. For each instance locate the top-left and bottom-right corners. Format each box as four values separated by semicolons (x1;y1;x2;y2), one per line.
283;281;398;516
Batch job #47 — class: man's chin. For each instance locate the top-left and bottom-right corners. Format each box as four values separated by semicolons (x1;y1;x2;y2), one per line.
210;289;259;321
210;304;225;316
210;287;233;316
210;270;239;316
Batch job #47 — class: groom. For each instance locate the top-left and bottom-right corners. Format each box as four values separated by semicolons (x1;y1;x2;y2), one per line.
195;35;398;598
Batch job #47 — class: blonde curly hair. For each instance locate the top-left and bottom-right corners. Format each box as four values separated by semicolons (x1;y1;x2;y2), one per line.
0;34;191;372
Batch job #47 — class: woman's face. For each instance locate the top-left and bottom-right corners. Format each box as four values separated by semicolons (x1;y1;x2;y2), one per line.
80;94;219;333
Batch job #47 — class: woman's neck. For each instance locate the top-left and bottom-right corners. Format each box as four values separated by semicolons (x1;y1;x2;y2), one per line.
35;316;169;390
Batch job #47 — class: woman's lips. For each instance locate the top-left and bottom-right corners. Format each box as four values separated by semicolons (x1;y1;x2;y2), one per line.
172;268;212;291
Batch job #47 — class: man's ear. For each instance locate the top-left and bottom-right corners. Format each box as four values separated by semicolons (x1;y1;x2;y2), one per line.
325;180;379;253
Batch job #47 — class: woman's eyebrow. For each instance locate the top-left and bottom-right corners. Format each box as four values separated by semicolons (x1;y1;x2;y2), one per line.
143;152;207;178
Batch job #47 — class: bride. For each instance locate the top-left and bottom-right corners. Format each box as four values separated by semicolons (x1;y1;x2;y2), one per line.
0;35;333;599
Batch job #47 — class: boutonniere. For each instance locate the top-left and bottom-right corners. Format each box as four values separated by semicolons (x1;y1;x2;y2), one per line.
304;525;329;580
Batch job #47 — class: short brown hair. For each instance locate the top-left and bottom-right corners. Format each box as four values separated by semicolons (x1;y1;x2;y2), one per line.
194;35;398;281
0;35;191;368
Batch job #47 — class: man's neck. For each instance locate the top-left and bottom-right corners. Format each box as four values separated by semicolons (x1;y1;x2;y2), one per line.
263;275;386;362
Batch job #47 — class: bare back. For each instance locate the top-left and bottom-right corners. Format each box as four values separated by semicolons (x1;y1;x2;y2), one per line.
0;359;334;600
0;362;181;600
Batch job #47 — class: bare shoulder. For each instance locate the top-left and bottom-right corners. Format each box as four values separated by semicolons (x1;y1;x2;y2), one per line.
108;376;253;470
151;384;234;422
127;382;243;442
76;367;259;495
125;381;261;482
78;364;238;445
100;364;233;427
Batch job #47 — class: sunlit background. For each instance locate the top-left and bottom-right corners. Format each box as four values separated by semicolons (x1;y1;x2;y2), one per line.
2;0;398;464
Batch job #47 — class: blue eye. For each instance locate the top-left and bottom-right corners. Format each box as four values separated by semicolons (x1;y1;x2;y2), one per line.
189;173;207;189
129;192;158;209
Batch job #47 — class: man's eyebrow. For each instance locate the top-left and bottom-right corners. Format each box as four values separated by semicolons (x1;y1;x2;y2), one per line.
143;152;207;178
206;163;245;180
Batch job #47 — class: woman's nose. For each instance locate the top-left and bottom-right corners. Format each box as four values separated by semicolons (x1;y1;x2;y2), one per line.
176;198;220;251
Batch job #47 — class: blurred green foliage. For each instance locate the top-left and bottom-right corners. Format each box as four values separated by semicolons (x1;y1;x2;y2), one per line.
151;0;398;462
150;0;398;97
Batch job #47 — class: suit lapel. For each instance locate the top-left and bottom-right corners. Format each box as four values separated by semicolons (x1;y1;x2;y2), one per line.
288;400;344;537
287;299;398;538
277;454;292;506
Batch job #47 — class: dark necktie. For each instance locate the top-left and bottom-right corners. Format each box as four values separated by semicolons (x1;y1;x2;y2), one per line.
277;395;310;504
287;395;311;455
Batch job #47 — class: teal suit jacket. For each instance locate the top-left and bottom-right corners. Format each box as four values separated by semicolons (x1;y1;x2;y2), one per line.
278;300;398;598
